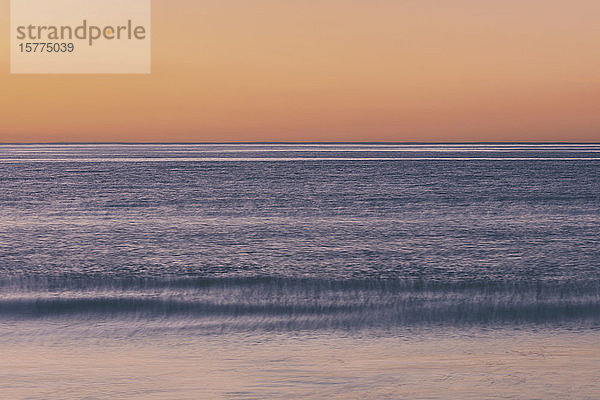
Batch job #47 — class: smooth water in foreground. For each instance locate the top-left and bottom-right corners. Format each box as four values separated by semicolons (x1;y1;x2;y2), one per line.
1;144;599;399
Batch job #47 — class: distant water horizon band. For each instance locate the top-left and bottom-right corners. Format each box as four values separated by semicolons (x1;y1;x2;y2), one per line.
1;143;600;162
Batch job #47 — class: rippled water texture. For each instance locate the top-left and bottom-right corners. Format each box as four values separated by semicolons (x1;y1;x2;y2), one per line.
1;144;599;399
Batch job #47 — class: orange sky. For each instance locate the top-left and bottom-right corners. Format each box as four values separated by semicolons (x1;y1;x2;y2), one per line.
1;0;599;142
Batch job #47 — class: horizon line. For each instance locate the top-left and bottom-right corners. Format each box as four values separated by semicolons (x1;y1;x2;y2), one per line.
1;141;600;145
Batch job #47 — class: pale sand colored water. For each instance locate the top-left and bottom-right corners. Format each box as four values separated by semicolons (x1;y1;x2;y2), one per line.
1;324;599;399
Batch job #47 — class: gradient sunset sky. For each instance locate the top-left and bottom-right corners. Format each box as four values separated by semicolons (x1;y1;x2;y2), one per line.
1;0;599;142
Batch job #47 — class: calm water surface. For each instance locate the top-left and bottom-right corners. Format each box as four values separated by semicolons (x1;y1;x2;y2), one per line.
1;144;599;399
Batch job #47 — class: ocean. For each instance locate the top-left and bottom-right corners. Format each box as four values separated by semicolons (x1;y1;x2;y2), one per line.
1;143;599;399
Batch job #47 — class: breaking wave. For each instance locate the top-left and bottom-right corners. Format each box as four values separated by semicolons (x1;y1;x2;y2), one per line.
1;277;599;329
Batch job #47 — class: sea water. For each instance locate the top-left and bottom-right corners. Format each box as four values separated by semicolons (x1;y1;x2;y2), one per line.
0;144;599;399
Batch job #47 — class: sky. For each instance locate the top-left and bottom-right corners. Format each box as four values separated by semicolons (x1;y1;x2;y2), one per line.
1;0;599;142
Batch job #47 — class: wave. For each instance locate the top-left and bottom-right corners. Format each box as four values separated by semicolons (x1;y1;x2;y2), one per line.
1;277;599;329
